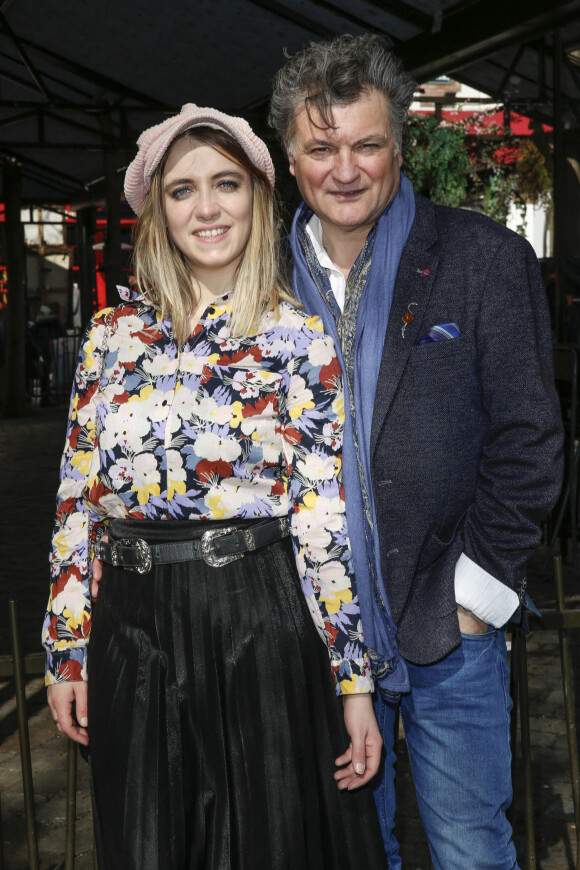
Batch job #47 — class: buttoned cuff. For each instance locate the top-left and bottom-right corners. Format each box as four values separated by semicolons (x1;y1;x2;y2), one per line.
454;552;519;627
332;656;375;695
44;647;88;685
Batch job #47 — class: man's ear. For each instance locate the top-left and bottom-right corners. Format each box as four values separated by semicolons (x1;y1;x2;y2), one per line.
288;152;296;177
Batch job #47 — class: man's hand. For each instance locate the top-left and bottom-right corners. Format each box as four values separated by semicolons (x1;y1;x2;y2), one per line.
457;604;489;634
334;693;382;790
47;681;89;746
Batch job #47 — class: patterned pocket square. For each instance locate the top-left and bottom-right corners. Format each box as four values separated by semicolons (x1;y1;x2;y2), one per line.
417;323;460;345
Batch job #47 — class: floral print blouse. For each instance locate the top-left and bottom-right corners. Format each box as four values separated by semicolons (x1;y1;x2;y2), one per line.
42;288;372;695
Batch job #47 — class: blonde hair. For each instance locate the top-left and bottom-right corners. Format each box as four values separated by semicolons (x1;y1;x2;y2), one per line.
132;127;295;346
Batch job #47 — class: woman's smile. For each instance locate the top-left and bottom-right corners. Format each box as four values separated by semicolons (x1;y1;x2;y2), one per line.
192;225;230;240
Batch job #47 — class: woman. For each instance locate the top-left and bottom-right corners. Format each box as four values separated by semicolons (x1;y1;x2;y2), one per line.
43;104;386;870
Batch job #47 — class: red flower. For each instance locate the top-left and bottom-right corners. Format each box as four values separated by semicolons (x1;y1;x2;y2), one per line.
217;347;263;367
56;496;77;522
270;480;285;496
59;659;83;681
46;618;59;641
68;426;81;449
53;565;83;597
325;621;339;646
493;145;521;165
200;365;215;385
242;394;276;418
111;308;160;345
88;479;110;507
76;385;97;410
283;428;302;446
111;304;135;322
319;356;341;389
196;458;232;482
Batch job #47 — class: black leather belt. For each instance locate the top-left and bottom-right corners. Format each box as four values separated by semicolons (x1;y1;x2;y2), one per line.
93;518;290;575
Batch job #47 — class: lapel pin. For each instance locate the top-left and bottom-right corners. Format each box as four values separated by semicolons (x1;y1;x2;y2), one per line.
416;268;430;277
401;302;418;337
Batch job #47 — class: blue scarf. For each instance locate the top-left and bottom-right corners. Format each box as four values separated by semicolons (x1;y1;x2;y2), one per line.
290;173;415;696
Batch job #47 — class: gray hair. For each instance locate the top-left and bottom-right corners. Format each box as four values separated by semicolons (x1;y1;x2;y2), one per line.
269;34;417;156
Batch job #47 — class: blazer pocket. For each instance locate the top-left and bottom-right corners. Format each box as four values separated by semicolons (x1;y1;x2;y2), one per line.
414;530;462;619
416;529;449;572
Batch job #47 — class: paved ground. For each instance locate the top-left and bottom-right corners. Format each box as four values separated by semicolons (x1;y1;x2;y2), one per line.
1;405;579;868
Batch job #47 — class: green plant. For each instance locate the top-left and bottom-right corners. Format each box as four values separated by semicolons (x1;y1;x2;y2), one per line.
404;115;470;208
403;111;552;232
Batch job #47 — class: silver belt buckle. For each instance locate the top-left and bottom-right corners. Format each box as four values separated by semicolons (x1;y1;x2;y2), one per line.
93;540;108;564
116;538;152;575
278;517;290;537
201;527;244;568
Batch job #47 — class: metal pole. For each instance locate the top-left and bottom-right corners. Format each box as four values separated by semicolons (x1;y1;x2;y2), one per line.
65;739;77;870
508;630;519;828
0;785;4;870
76;208;96;327
100;110;123;309
1;159;28;416
8;600;39;870
553;28;565;343
518;634;536;870
553;555;580;869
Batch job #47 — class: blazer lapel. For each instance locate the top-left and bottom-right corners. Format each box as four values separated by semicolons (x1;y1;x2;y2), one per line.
370;197;439;457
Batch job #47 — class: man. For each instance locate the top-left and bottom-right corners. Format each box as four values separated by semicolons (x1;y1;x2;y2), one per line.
269;33;563;869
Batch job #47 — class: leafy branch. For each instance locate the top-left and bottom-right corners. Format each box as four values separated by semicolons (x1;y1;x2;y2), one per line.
403;111;552;232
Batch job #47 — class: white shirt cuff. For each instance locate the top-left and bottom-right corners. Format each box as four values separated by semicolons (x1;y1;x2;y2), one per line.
454;552;519;627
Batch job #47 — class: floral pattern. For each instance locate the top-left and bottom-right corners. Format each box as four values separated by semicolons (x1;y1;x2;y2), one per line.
42;289;372;694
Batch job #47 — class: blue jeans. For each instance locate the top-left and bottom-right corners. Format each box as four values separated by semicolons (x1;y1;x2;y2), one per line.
373;629;520;870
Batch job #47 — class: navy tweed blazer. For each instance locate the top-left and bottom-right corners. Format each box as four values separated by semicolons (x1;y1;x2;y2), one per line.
371;194;564;664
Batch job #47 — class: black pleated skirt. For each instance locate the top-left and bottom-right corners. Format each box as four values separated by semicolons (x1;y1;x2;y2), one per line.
87;518;387;870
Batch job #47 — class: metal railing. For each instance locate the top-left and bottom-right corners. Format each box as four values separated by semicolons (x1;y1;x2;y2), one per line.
0;600;95;870
510;556;580;870
2;570;580;869
25;329;82;409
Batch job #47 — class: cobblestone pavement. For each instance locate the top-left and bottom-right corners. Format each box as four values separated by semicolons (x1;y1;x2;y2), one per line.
1;406;579;868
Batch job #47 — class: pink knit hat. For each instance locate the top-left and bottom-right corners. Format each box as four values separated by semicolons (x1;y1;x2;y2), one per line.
124;104;275;215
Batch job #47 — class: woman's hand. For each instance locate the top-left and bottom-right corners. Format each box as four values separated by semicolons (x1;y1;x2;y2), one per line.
334;693;382;790
90;533;107;599
47;681;89;746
